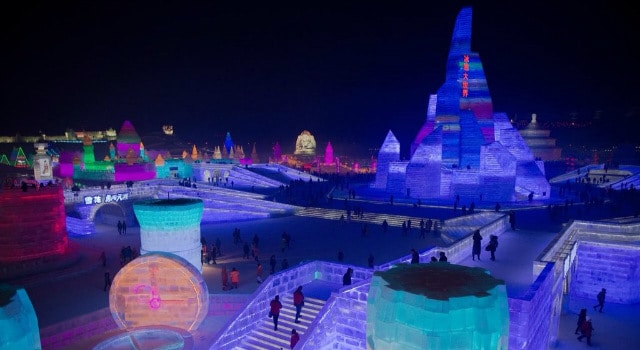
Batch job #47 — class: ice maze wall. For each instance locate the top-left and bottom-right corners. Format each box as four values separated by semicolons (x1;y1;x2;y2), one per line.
571;242;640;303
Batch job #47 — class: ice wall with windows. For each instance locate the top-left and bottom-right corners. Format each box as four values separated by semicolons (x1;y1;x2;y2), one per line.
367;263;508;350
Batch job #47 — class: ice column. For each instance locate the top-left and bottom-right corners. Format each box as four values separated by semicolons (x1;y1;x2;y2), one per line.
367;263;509;350
133;198;204;273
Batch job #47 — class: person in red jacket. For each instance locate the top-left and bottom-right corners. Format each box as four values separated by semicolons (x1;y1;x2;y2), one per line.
269;295;283;331
290;328;300;348
229;267;240;289
293;286;305;323
577;316;594;346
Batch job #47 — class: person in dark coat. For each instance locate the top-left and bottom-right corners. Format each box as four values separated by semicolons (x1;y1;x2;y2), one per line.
472;230;483;261
508;210;516;230
487;235;499;261
593;288;606;313
343;267;353;286
103;270;111;292
269;254;277;274
439;251;448;262
293;286;304;323
577;316;594;345
269;295;283;331
575;308;587;334
410;249;419;264
243;242;251;259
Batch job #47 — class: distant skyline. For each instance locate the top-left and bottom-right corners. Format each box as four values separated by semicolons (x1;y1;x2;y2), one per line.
1;1;637;156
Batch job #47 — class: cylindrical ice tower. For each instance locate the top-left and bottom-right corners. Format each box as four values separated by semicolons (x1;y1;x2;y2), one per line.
133;198;204;273
367;263;509;350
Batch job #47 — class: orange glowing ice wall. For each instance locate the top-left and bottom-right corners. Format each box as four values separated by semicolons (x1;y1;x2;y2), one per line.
0;186;68;263
109;252;209;331
133;198;204;273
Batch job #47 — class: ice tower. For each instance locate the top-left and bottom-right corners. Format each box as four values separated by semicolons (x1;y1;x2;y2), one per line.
374;7;550;201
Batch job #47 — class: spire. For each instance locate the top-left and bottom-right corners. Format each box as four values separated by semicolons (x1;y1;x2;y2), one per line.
448;7;472;61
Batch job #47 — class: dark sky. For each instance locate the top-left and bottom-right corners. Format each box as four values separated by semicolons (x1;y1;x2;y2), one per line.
1;1;637;156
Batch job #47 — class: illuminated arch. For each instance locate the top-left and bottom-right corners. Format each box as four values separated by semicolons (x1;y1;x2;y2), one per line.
88;202;126;222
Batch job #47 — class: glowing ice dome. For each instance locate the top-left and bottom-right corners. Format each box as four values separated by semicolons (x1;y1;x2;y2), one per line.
367;263;508;350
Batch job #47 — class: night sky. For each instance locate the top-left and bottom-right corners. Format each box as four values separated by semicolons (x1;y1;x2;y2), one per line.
1;1;636;156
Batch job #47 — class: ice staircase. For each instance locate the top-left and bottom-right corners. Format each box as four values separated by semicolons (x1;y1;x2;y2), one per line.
234;296;326;350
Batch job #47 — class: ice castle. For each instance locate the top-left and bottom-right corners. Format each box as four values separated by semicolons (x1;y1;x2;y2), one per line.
373;7;550;202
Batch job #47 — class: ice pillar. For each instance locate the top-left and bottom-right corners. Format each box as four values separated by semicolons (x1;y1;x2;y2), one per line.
133;198;204;273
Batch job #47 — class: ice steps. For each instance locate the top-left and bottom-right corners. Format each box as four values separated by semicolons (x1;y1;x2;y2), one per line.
233;296;326;350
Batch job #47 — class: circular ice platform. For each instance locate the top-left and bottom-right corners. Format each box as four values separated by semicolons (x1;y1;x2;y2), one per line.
92;326;194;350
367;263;509;350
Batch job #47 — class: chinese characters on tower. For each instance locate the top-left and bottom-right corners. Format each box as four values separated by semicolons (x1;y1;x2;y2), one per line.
461;54;470;97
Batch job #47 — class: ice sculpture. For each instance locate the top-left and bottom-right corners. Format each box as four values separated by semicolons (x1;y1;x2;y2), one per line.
294;130;317;156
367;263;508;350
374;6;550;201
109;252;209;331
133;198;204;273
0;284;41;350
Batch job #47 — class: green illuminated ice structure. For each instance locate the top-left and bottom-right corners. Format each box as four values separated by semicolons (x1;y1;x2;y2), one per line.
367;263;508;350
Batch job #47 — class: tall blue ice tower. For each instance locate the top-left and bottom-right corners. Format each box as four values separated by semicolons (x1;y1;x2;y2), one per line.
376;7;550;202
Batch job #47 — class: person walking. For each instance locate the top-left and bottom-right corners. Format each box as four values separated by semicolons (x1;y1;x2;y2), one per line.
293;286;304;323
221;266;229;291
343;267;353;286
230;267;239;289
575;308;587;334
472;230;483;261
577;316;594;345
269;295;283;331
410;249;419;264
121;221;127;235
593;288;606;313
270;254;277;274
243;242;251;259
487;235;499;261
290;329;300;349
256;262;263;284
215;237;222;257
103;270;112;292
117;221;122;235
508;210;516;230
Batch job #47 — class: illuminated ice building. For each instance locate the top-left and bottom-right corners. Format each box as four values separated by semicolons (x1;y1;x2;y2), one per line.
373;7;550;202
